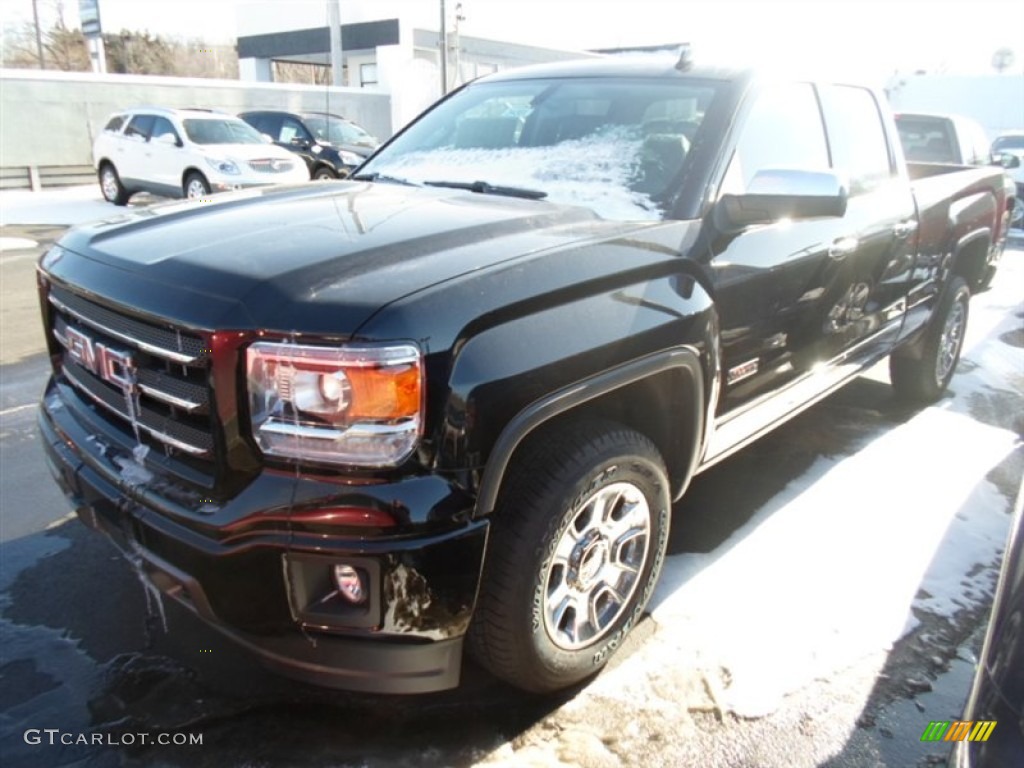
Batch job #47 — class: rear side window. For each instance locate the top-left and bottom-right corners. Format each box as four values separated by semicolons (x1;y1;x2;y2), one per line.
104;115;125;132
124;114;155;141
819;85;894;195
720;82;830;195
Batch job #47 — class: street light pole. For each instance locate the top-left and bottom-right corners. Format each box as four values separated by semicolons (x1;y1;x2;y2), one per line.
439;0;448;95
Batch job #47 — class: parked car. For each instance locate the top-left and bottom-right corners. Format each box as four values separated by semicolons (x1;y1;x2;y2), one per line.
238;111;379;179
951;485;1024;767
92;107;309;205
895;112;992;165
991;132;1024;228
40;57;1012;695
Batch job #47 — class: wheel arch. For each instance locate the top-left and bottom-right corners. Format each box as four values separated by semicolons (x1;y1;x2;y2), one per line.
473;347;704;519
949;227;993;289
181;167;208;187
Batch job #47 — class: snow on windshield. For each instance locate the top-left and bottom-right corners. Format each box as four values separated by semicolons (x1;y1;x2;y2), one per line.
369;127;662;221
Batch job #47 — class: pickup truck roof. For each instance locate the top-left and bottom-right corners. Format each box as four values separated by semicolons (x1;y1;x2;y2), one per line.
478;55;748;84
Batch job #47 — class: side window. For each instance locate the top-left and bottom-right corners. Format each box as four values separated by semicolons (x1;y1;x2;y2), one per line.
280;117;312;144
149;117;178;143
104;115;125;132
124;114;154;141
720;83;829;195
243;114;269;135
818;85;894;195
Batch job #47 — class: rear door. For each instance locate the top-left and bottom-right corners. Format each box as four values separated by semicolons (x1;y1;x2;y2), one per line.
816;84;916;362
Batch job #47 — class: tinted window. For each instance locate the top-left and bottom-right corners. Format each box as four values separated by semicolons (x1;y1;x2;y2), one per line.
819;85;894;194
124;114;155;140
720;83;829;195
303;115;378;146
183;118;264;145
992;135;1024;152
896;116;958;164
104;115;125;132
241;113;272;135
149;117;178;143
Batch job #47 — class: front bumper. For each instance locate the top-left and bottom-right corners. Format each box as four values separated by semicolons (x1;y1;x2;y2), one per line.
39;379;488;694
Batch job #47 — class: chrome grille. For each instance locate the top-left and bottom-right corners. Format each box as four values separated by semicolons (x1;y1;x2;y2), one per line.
248;158;295;174
48;288;215;460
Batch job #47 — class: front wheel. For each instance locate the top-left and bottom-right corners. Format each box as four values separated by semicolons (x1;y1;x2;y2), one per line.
312;167;337;181
98;163;129;205
183;172;211;200
469;420;670;693
890;276;970;403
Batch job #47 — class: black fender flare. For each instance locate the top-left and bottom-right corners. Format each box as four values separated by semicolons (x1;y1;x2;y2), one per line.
472;346;704;518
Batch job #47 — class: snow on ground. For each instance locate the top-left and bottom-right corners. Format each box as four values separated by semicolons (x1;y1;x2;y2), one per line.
0;185;148;227
0;237;38;251
588;252;1024;719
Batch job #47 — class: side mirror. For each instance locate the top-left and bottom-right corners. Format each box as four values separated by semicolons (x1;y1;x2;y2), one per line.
155;132;181;147
992;152;1021;169
290;136;312;149
714;169;848;233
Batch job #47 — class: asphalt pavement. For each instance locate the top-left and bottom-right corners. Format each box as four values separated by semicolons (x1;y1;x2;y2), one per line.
1;190;1022;767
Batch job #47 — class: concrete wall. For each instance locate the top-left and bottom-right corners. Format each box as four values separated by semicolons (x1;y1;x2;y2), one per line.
0;68;392;169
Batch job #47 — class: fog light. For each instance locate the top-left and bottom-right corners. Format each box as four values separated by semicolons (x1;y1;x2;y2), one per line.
333;565;367;604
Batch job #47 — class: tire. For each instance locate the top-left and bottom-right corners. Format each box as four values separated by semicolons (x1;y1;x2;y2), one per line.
183;172;211;200
977;264;997;292
98;163;129;206
890;276;970;403
313;167;337;181
1010;196;1023;230
468;420;670;693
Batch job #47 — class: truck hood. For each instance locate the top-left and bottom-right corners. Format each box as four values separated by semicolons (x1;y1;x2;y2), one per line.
50;181;656;335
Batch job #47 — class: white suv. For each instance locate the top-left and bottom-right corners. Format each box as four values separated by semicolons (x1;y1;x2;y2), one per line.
93;107;310;205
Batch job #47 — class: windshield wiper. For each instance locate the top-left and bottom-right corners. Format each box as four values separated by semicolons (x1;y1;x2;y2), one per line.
423;180;548;200
350;172;419;186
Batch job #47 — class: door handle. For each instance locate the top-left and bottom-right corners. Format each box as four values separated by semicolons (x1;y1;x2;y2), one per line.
892;220;917;239
828;236;859;260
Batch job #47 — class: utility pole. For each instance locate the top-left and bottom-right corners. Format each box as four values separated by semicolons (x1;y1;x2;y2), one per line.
452;2;464;88
328;0;344;86
32;0;45;69
439;0;448;95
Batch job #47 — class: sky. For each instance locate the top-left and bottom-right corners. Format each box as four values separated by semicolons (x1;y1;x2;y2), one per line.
3;0;1023;83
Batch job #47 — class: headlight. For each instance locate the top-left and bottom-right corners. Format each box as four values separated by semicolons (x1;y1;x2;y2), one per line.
247;342;423;467
205;157;240;175
338;151;362;166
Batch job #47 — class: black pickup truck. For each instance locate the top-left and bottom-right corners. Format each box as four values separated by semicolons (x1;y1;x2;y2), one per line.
37;56;1013;694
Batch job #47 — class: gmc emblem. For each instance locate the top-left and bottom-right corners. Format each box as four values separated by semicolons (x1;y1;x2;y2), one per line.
64;326;136;390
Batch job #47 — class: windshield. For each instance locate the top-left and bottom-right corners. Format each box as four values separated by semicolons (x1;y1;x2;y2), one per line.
303;115;378;147
357;76;719;221
184;118;266;145
992;135;1024;152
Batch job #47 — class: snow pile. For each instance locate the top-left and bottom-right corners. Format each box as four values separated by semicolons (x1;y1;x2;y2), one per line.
588;256;1024;718
370;129;662;221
